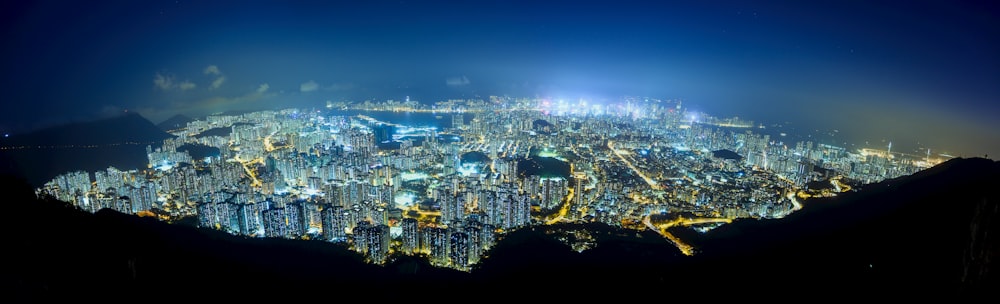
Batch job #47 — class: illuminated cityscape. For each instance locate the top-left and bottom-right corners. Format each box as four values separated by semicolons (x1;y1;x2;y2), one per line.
35;96;944;271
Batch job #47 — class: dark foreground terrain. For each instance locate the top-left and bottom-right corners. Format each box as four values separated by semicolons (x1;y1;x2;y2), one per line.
1;157;997;302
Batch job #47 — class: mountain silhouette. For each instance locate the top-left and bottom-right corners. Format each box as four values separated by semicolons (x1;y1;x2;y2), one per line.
156;114;194;132
0;157;996;301
0;112;174;187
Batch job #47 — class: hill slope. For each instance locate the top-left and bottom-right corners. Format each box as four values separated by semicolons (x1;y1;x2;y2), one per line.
1;157;996;300
156;114;194;132
0;112;174;186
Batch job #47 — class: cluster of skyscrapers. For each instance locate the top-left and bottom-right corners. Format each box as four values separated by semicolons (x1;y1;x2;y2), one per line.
36;95;938;270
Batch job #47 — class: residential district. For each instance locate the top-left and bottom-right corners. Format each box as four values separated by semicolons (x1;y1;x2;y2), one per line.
36;96;946;271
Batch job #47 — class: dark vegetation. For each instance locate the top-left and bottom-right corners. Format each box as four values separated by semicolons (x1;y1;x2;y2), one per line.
4;157;995;300
1;112;996;300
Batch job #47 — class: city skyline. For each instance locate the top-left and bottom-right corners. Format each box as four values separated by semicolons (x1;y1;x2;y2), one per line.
1;0;998;159
3;1;998;297
34;97;937;270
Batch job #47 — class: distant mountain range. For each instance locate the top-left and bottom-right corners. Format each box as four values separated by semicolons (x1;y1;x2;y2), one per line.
0;112;174;187
1;157;996;301
155;114;194;132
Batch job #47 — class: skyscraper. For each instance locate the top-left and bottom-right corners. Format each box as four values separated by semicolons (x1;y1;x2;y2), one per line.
367;224;391;264
263;207;287;238
449;230;469;269
372;124;395;144
401;218;419;254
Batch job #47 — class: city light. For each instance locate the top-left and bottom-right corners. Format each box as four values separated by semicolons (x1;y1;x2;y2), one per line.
34;97;936;271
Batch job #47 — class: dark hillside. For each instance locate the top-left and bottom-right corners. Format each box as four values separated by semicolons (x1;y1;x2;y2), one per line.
1;158;996;301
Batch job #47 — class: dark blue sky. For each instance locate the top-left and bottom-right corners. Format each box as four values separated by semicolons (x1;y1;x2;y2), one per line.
1;0;997;157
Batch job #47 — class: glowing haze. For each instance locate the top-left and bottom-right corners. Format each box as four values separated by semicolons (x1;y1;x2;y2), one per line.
1;0;997;157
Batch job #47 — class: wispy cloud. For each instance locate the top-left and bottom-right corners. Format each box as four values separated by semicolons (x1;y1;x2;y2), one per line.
203;65;221;75
204;65;225;90
446;76;470;86
153;73;174;90
154;73;198;91
179;80;197;91
300;80;319;92
210;76;226;90
257;83;270;93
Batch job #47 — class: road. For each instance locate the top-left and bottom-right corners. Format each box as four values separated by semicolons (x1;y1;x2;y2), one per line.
642;214;733;256
545;187;574;225
232;155;264;188
608;141;661;190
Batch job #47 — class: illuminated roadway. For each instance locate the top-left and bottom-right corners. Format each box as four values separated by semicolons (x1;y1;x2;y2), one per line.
545;188;574;225
608;141;661;190
264;130;296;152
830;176;851;193
232;155;264;188
544;163;580;225
642;214;733;256
786;191;803;211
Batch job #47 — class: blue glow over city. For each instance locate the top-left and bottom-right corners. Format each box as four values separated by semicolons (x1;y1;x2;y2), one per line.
37;98;942;268
0;1;997;297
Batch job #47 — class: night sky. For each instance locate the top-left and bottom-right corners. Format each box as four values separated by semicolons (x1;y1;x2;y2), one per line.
1;0;997;158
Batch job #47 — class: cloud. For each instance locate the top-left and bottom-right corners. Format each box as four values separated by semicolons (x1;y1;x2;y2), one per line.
179;80;197;91
300;80;319;92
153;73;174;90
154;71;202;91
257;83;270;93
210;76;226;90
446;76;470;86
203;65;221;75
202;65;225;90
138;89;277;124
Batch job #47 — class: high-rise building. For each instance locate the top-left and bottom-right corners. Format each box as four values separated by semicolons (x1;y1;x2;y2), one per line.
321;205;348;242
481;224;496;251
352;221;372;254
422;227;449;265
217;201;240;234
196;201;217;229
401;218;419;254
464;224;482;265
238;201;266;237
367;224;391;264
326;182;348;208
452;114;463;130
573;172;587;207
373;124;395;144
541;177;567;210
449;230;469;268
439;191;464;225
285;201;305;238
263;208;287;238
